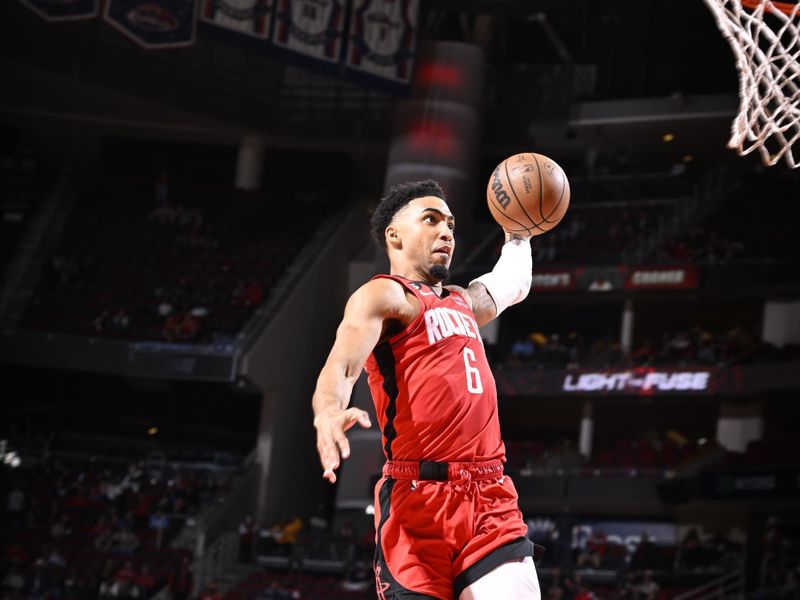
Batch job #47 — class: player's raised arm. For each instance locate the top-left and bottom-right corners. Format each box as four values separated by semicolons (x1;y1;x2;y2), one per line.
462;230;533;327
312;278;412;483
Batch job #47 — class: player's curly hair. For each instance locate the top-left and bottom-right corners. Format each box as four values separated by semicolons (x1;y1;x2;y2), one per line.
370;180;446;248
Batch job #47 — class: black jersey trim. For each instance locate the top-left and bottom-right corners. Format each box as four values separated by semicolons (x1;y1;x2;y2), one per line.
369;275;427;346
453;536;539;598
374;478;442;599
373;341;399;461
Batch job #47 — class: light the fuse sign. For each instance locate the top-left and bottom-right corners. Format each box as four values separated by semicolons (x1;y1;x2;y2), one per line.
562;369;712;395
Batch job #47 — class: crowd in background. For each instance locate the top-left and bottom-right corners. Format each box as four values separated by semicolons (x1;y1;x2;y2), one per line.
502;325;797;369
1;454;227;600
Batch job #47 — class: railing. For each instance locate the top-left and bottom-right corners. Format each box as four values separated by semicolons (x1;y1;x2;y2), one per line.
621;166;738;264
0;168;73;331
193;531;240;597
672;571;745;600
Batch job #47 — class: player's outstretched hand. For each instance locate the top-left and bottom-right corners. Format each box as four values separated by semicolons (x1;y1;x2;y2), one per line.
313;407;371;484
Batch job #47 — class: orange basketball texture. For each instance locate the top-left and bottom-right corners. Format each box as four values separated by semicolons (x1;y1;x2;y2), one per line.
486;153;570;235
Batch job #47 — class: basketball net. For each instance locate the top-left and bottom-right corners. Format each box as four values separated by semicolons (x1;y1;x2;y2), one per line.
702;0;800;168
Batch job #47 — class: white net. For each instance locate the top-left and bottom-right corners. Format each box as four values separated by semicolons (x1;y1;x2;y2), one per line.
702;0;800;168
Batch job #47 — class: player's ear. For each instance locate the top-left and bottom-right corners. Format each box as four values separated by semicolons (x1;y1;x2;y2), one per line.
385;225;402;249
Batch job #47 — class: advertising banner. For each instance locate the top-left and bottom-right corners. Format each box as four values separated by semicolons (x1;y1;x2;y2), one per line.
701;468;800;499
572;520;676;553
496;361;800;397
532;268;577;292
625;265;700;290
497;366;722;397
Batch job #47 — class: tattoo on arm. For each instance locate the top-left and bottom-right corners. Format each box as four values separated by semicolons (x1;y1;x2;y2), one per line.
466;281;498;328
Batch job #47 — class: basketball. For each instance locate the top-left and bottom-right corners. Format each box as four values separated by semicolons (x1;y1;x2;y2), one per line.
486;152;570;236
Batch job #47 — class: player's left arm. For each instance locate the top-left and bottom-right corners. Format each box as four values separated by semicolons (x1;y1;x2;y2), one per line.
451;231;533;327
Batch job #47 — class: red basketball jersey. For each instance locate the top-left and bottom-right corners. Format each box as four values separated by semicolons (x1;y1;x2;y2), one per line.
364;275;505;463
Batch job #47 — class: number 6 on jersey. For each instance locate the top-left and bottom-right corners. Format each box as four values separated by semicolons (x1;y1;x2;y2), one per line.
463;348;484;394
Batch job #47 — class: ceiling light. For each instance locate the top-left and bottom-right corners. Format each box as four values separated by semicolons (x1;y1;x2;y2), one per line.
662;133;675;142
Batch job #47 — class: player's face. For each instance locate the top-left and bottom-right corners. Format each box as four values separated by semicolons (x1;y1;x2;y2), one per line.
391;196;455;279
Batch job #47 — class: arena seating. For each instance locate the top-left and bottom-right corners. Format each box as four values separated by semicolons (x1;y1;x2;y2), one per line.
0;135;46;270
222;570;374;600
1;452;229;599
656;172;800;265
722;438;800;467
19;178;337;342
505;436;702;475
476;202;671;267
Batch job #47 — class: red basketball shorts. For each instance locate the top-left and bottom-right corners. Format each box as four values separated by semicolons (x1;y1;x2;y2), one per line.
372;459;535;600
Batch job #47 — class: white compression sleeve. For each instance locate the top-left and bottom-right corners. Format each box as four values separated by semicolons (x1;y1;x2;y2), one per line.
469;238;532;316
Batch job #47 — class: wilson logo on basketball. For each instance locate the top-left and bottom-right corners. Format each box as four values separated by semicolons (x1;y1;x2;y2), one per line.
490;166;511;209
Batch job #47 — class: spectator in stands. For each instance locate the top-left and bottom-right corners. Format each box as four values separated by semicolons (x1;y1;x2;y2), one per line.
163;310;185;342
308;503;330;558
573;575;595;600
50;513;73;539
334;516;357;562
113;560;137;597
148;508;169;549
1;565;26;598
110;525;140;555
134;563;157;597
546;568;575;600
510;335;536;364
168;555;193;600
62;569;80;600
258;580;296;600
93;516;114;552
98;575;117;599
179;311;202;341
27;558;53;599
6;483;25;526
108;308;130;335
46;546;66;568
760;517;788;586
239;514;255;563
678;527;704;570
199;580;223;600
618;571;639;600
637;571;660;600
154;167;170;207
241;280;265;307
578;528;608;569
631;531;659;571
538;522;561;567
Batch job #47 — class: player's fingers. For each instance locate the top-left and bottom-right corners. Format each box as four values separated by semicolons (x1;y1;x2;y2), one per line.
343;407;371;430
335;433;351;460
356;410;372;429
316;430;340;472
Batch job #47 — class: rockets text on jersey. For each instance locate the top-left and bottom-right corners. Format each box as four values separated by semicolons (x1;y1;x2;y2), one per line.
364;275;505;463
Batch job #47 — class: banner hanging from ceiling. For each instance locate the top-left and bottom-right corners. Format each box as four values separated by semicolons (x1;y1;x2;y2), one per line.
345;0;418;84
17;0;99;21
199;0;273;40
104;0;198;49
271;0;346;63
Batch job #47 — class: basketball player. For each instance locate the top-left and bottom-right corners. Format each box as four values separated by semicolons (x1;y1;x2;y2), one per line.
312;180;540;600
